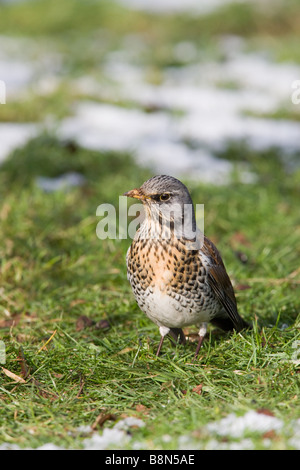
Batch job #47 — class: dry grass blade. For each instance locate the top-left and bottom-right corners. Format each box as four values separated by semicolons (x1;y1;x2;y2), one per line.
37;330;57;353
2;367;26;384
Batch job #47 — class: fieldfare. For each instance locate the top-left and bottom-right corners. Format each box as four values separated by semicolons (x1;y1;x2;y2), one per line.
124;175;249;358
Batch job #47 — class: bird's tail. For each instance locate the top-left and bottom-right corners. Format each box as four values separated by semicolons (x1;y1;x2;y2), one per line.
211;316;251;332
169;328;186;345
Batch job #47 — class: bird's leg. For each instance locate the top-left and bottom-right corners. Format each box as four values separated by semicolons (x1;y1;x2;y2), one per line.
156;326;170;356
156;336;164;356
194;323;207;359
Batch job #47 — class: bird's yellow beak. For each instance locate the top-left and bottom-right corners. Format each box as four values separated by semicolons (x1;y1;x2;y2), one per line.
123;188;147;200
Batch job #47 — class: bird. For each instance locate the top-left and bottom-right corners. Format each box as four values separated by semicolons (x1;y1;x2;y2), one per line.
124;175;249;358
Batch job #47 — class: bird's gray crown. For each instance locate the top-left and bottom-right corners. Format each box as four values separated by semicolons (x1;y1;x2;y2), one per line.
141;175;190;198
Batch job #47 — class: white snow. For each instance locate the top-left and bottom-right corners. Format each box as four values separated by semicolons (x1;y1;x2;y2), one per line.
59;101;244;184
206;410;284;438
118;0;253;15
1;5;300;184
36;172;86;192
0;123;38;163
1;412;299;450
57;42;300;183
82;427;130;450
0;417;145;451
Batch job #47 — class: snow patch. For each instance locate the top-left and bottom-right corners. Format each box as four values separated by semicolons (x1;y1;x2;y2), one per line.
206;410;284;438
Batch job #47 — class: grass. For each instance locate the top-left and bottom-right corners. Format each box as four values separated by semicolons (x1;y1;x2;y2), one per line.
0;84;76;123
1;0;300;74
1;0;300;39
0;135;299;449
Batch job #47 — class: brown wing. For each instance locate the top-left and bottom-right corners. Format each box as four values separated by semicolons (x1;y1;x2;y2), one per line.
202;236;247;331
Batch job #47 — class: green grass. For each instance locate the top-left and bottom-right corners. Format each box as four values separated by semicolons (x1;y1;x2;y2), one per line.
0;135;299;449
1;0;300;39
0;84;77;123
1;0;300;74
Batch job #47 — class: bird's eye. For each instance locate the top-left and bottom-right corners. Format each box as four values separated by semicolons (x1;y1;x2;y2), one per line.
159;193;170;202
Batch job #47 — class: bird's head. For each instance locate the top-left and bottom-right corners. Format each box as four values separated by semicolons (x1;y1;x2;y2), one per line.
124;175;196;238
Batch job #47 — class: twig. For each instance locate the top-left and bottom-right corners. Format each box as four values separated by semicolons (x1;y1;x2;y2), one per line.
91;412;117;430
76;374;85;398
17;347;30;379
37;330;57;353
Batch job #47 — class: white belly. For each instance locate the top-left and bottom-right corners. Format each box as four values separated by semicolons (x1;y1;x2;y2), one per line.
140;286;212;329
